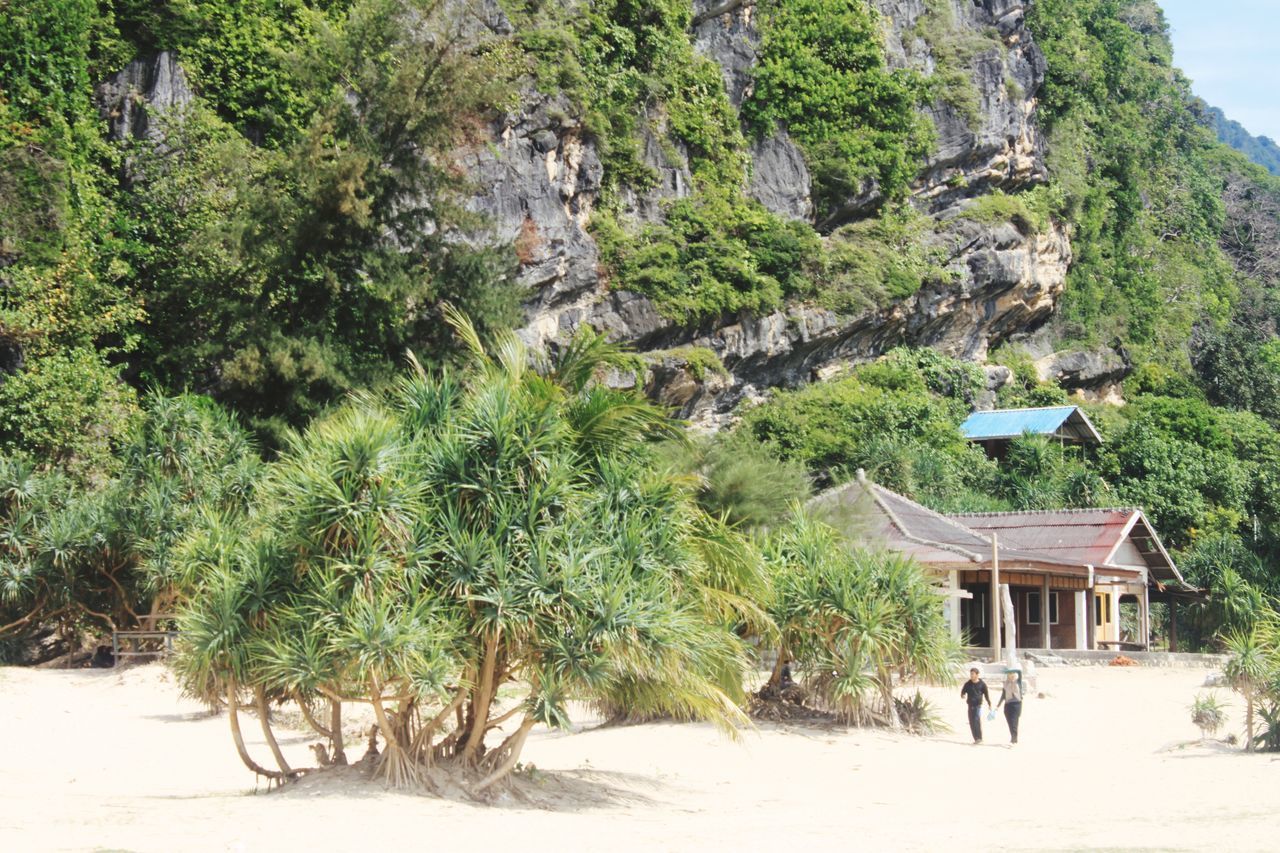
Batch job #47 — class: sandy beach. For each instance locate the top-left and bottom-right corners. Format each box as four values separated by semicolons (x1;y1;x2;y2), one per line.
0;662;1276;852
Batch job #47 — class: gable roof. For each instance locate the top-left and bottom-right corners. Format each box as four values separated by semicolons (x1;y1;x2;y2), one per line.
960;406;1103;444
807;474;1131;579
948;508;1188;587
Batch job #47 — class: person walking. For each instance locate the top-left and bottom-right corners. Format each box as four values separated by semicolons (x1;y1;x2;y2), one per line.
960;667;991;744
997;670;1023;744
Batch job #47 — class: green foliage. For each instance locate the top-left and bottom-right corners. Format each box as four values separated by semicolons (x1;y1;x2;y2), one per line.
1223;612;1280;751
739;350;991;499
596;193;822;322
764;512;959;727
173;318;757;787
504;0;745;194
115;1;520;442
913;0;1005;130
0;349;139;480
110;0;348;146
742;0;933;216
1027;0;1234;363
821;207;953;312
1190;691;1227;739
0;393;258;648
1206;104;1280;176
658;431;812;530
958;188;1053;235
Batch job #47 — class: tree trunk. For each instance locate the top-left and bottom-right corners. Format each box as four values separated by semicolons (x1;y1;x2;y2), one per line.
254;686;294;778
766;646;788;689
1246;693;1256;752
295;692;333;739
227;682;284;781
369;675;417;787
472;715;536;793
330;698;347;765
460;631;500;764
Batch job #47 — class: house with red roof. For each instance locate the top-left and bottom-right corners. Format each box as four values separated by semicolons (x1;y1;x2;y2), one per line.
808;472;1196;654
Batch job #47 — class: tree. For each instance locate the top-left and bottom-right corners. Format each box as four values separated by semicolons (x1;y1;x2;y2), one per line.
0;393;258;655
763;511;958;729
174;311;754;791
1223;614;1280;752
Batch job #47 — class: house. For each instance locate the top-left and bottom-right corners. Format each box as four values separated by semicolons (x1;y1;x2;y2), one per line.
960;406;1103;459
808;472;1195;654
949;509;1188;652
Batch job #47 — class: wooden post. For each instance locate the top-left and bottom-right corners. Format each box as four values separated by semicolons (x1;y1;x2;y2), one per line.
1041;574;1051;650
990;532;1001;661
1000;583;1018;669
1169;599;1179;653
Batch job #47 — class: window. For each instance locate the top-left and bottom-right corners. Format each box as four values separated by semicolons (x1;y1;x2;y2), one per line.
1094;593;1111;626
1026;591;1059;625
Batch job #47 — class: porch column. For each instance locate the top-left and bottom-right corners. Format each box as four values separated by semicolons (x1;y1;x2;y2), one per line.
990;534;1001;662
1086;566;1096;651
1041;574;1051;650
1169;599;1178;653
1142;581;1151;651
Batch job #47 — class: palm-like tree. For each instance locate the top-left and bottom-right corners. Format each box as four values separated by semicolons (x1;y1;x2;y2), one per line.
1224;610;1280;751
0;394;259;653
764;511;958;728
175;311;756;791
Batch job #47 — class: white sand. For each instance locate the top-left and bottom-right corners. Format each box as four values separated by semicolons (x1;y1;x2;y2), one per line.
1;662;1276;851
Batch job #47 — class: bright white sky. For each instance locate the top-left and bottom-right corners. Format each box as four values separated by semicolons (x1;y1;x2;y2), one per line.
1159;0;1280;141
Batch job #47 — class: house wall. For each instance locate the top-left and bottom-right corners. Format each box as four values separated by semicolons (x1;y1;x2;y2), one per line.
1012;587;1080;650
1110;539;1146;570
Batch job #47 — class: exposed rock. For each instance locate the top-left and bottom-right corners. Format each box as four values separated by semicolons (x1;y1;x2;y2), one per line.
472;0;1073;423
874;0;1049;217
749;131;814;221
96;52;194;143
1035;347;1132;392
692;0;760;109
462;89;603;316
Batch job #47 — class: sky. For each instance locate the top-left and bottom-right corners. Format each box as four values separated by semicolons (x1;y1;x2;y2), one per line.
1158;0;1280;141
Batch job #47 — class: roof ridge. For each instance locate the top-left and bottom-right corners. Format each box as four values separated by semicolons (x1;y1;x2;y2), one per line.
949;507;1144;517
965;405;1079;415
871;483;996;543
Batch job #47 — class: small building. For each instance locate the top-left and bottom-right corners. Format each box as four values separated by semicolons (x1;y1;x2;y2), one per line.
949;509;1188;652
960;406;1103;459
808;473;1194;653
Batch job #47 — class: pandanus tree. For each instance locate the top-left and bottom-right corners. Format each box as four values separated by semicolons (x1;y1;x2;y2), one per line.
763;511;958;728
174;311;755;791
0;395;259;651
1223;609;1280;751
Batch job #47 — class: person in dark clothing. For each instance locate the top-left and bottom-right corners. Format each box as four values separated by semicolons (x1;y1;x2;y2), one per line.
960;667;991;743
997;670;1023;744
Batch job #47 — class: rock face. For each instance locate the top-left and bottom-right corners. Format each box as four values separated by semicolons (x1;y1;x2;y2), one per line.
107;6;1074;425
96;52;194;143
1035;346;1132;404
483;0;1071;425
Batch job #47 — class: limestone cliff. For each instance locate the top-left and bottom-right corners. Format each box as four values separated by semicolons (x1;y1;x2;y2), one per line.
103;2;1096;424
460;0;1080;424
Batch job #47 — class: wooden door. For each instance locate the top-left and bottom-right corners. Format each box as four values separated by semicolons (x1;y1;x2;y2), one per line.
1094;591;1114;644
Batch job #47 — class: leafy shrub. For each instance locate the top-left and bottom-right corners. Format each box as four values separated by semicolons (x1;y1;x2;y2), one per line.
596;193;822;322
0;348;139;480
819;207;952;312
765;512;959;728
1190;692;1226;739
743;0;933;216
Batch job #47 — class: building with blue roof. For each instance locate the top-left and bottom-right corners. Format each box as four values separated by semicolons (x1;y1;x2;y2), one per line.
961;406;1102;456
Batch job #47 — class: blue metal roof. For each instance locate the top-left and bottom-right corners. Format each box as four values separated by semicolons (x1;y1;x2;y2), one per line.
960;406;1100;442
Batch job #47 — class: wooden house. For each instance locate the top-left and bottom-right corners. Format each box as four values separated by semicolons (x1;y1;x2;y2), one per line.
808;473;1194;653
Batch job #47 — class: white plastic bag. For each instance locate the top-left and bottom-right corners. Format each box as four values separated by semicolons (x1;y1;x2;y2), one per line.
986;709;997;722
